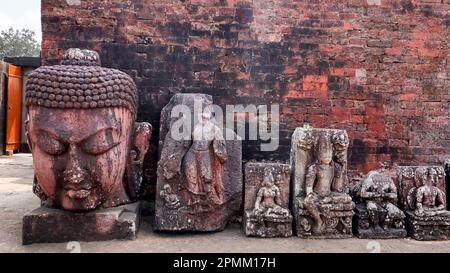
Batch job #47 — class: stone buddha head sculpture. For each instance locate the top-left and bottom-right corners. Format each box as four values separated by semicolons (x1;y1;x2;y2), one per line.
25;48;151;212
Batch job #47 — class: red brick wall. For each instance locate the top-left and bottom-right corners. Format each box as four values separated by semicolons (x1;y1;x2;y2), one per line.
41;0;449;179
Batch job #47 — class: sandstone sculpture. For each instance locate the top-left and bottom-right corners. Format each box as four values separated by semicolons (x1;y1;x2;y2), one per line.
244;162;292;238
155;94;242;231
398;166;450;240
291;128;354;238
353;171;406;239
22;48;152;244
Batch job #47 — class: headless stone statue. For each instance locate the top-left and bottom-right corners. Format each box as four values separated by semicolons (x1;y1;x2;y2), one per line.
354;171;406;239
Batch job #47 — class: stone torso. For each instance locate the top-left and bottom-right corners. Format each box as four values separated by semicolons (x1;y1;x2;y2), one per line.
192;122;216;151
418;185;440;209
260;186;279;208
314;163;334;196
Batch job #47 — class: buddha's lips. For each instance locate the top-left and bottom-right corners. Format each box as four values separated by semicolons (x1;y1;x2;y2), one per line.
65;189;91;199
64;183;94;199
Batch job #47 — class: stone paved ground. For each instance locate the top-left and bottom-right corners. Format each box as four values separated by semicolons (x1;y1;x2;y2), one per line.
1;154;450;253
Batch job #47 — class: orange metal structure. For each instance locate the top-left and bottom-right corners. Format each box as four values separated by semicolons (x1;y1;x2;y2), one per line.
5;65;23;155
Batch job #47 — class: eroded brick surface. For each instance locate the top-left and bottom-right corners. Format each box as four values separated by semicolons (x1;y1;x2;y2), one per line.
41;0;450;189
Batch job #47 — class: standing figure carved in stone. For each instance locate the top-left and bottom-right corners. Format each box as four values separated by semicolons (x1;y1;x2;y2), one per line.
183;106;227;209
155;94;242;232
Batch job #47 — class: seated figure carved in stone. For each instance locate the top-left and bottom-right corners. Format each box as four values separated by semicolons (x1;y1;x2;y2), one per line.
398;166;450;241
252;169;290;220
410;167;449;218
291;128;354;238
244;163;292;238
22;48;152;244
353;171;406;239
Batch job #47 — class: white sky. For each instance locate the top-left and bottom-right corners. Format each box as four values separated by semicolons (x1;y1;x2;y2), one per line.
0;0;42;43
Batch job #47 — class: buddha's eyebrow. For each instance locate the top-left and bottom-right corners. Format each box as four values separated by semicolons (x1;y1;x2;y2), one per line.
36;128;66;142
81;127;120;143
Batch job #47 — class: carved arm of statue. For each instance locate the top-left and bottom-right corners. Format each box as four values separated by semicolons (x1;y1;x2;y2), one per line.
254;188;264;210
415;188;425;215
213;128;227;164
382;180;398;203
274;186;283;206
360;181;381;200
305;165;317;196
436;189;446;211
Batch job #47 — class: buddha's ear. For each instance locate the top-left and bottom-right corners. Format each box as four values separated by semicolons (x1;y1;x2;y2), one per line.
125;122;152;200
25;119;32;150
132;122;152;162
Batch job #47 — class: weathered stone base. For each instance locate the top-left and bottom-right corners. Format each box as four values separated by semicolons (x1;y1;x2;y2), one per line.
23;203;141;245
405;211;450;241
295;199;354;239
353;204;407;239
154;196;241;232
243;211;292;238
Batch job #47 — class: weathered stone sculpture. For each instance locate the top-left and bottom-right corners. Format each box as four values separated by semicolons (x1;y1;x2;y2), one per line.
244;162;292;238
291;128;354;238
155;94;242;231
398;166;450;240
22;48;152;244
353;171;406;239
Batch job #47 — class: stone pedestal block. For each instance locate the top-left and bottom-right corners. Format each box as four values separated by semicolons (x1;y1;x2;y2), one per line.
23;203;140;245
405;211;450;241
354;204;407;239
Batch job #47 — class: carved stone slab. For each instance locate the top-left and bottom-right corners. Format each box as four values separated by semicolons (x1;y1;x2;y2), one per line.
397;165;450;240
243;162;292;238
290;128;354;238
155;94;242;232
23;203;140;245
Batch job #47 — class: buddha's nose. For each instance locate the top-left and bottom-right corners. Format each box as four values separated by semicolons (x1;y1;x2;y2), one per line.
63;144;86;184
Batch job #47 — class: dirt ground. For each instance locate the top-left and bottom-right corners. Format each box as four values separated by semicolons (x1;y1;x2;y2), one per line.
1;154;450;253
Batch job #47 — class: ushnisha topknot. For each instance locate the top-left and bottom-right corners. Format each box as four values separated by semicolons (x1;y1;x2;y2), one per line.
25;48;138;115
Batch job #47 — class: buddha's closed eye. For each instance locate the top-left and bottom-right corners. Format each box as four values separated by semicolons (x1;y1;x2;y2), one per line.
80;128;121;155
36;130;68;156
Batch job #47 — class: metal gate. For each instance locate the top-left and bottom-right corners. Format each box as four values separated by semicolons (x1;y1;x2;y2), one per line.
5;64;23;155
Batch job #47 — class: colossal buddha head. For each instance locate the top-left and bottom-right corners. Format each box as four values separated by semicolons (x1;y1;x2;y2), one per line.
25;49;151;211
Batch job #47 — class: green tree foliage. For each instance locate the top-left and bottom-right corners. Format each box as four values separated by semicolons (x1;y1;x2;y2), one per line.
0;27;40;59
